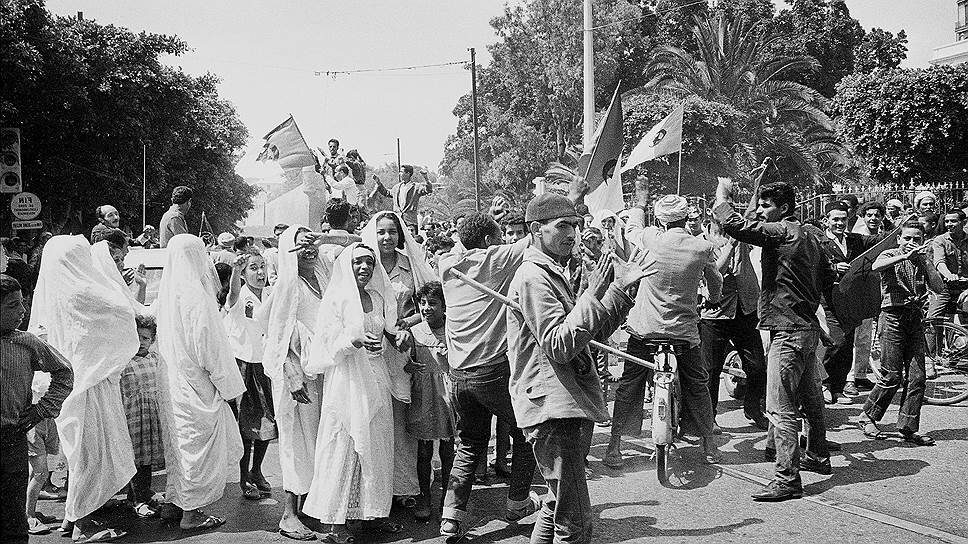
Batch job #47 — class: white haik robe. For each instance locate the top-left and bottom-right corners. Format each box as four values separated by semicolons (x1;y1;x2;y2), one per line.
155;234;246;511
28;235;139;522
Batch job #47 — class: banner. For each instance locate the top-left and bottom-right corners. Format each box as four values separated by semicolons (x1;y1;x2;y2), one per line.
581;86;623;193
256;115;317;172
622;103;683;172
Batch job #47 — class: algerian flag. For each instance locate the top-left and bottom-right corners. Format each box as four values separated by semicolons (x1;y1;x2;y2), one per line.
580;85;623;193
256;115;318;172
621;103;684;172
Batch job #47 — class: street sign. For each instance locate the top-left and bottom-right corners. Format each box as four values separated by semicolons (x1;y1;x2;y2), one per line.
1;128;22;193
11;191;41;219
12;220;43;230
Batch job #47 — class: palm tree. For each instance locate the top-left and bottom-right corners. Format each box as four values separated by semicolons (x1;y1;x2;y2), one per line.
643;12;848;187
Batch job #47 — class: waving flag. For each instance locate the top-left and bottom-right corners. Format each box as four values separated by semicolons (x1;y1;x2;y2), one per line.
256;115;317;171
580;85;623;193
622;103;683;172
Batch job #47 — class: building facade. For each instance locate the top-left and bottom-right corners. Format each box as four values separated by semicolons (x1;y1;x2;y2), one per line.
931;0;968;65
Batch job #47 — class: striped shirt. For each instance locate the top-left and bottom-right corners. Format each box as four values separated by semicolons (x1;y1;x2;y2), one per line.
0;330;74;428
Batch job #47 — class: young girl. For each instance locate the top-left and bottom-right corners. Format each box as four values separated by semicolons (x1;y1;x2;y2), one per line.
223;251;277;499
302;243;408;542
408;281;456;522
120;315;167;518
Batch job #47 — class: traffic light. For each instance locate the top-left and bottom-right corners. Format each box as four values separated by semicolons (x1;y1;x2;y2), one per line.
1;128;22;193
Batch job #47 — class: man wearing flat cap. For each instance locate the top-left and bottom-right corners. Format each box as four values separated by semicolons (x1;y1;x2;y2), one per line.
605;194;724;468
507;193;648;544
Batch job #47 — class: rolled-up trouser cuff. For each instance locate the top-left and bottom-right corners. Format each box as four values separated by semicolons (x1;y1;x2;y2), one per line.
441;507;467;523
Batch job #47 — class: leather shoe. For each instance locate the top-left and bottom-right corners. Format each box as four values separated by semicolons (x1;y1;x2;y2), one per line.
752;480;802;502
745;409;769;430
854;378;875;391
799;456;832;475
842;383;859;397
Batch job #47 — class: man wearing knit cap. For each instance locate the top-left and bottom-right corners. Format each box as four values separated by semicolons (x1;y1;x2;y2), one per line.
605;194;724;468
915;191;937;214
714;180;836;502
507;193;647;544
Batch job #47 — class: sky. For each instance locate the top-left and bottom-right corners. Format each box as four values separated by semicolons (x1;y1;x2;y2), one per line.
45;0;959;175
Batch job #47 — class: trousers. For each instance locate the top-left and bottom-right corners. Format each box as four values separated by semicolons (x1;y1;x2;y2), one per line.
527;418;594;544
864;308;926;433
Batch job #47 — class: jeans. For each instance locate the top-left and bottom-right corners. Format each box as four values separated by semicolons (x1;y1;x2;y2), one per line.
527;419;594;544
699;311;767;415
443;361;537;522
864;308;926;433
611;335;715;438
0;429;29;544
766;330;828;488
819;306;856;395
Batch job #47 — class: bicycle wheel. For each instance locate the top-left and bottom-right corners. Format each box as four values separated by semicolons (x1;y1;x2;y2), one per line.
656;444;669;486
924;321;968;405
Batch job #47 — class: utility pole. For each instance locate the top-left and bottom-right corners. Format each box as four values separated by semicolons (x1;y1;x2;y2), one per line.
396;138;402;184
582;0;595;150
469;47;482;212
142;143;147;230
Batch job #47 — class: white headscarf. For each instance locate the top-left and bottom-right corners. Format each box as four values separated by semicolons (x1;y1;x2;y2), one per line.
91;240;147;315
305;243;399;375
591;209;629;257
29;235;139;394
362;210;436;292
155;234;243;400
259;225;332;380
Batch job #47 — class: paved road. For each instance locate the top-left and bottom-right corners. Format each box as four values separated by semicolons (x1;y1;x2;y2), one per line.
31;385;968;543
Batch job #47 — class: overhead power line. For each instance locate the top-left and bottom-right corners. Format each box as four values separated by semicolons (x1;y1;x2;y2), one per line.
314;60;465;77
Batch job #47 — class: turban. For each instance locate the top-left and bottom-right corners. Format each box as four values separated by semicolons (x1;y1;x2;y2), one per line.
886;199;904;208
914;191;937;208
653;194;690;224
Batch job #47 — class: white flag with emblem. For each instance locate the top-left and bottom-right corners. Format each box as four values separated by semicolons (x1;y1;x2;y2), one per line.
621;103;684;172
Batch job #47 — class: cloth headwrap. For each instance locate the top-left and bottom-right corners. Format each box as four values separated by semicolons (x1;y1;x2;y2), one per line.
653;194;690;224
259;225;331;382
29;235;139;396
526;193;577;223
591;209;627;250
886;198;904;208
914;191;936;207
90;240;148;315
305;243;399;374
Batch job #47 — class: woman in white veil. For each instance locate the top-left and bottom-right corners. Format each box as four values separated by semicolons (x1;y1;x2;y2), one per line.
155;233;246;531
29;235;138;543
302;243;402;541
591;209;631;261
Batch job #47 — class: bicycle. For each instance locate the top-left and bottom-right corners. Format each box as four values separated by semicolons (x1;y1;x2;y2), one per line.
644;338;690;486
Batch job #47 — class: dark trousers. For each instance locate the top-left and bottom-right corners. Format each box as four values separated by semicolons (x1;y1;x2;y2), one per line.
418;439;454;499
765;330;828;488
1;429;29;544
443;362;537;522
527;419;594;544
864;308;926;433
611;335;715;438
820;306;856;394
699;311;767;415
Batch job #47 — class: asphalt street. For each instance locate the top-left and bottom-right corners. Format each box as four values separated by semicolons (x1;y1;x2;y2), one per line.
30;379;968;544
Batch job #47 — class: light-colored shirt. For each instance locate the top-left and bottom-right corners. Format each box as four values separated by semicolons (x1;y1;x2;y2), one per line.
932;231;968;279
624;208;722;347
826;230;848;259
211;248;237;266
440;237;529;371
224;284;269;363
159;205;188;248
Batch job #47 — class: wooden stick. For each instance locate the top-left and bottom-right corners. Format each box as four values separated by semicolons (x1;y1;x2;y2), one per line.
449;268;657;371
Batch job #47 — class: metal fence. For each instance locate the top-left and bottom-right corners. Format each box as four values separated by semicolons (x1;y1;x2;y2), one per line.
796;181;968;220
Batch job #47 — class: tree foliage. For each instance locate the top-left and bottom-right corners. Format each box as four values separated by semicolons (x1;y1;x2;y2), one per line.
0;0;254;235
834;65;968;186
853;28;908;73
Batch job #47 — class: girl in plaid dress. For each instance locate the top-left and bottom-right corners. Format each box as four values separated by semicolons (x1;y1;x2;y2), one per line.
120;314;167;517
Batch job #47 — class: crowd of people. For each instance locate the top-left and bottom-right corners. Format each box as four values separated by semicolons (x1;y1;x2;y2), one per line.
1;174;966;544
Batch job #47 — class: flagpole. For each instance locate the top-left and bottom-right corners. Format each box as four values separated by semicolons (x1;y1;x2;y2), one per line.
676;149;683;195
582;0;595;150
142;143;147;230
396;138;402;184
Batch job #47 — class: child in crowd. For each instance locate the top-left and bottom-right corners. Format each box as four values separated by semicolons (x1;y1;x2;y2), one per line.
120;314;168;517
0;274;73;544
861;221;935;446
25;371;63;535
407;281;456;522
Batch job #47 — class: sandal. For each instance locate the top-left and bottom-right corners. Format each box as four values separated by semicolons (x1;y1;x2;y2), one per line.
248;471;272;493
394;495;417;509
72;526;127;544
902;432;935;446
280;527;318;541
241;482;262;500
133;501;159;518
373;520;404;534
321;531;355;544
860;421;886;440
181;514;225;532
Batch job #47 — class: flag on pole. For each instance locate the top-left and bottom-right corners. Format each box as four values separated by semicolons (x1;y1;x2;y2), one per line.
585;164;625;214
256;115;317;171
621;103;683;173
580;85;623;193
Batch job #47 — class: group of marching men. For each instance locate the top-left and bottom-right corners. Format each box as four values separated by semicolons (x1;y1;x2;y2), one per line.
2;174;965;544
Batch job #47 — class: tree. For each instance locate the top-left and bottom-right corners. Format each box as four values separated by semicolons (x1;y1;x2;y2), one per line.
0;0;254;235
853;28;907;73
834;65;968;186
643;12;846;189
